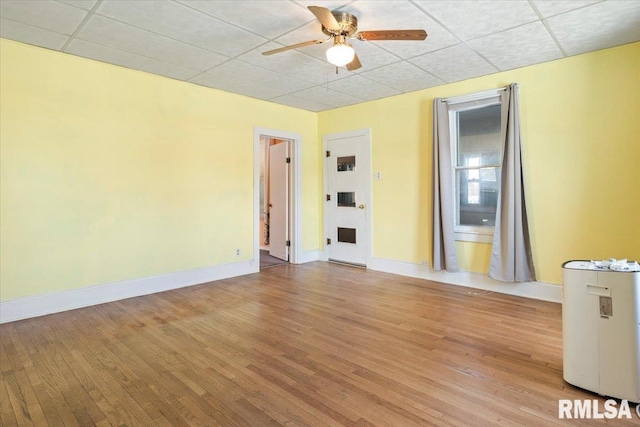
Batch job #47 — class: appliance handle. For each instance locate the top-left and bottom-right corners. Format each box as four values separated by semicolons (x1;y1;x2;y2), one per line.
586;284;610;296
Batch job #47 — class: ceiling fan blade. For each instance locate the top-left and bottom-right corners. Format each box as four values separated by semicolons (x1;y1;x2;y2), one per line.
308;5;341;31
346;53;362;71
356;30;427;41
262;39;325;56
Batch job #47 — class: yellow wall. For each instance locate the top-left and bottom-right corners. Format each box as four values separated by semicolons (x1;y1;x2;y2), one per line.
2;39;638;302
0;39;319;300
319;42;640;285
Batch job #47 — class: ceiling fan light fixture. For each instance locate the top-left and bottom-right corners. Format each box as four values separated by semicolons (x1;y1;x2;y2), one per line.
326;38;355;67
262;5;428;72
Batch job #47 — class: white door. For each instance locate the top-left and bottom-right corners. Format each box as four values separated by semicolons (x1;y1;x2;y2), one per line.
269;141;289;261
324;130;371;266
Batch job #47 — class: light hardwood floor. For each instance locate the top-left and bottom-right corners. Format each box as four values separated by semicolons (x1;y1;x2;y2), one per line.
1;262;636;426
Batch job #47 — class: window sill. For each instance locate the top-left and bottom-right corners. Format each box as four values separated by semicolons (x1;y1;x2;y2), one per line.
455;231;494;243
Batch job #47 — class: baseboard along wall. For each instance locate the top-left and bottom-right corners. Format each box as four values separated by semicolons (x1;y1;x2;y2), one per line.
1;253;560;324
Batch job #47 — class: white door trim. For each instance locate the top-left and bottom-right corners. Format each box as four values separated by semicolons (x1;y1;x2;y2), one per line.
253;127;302;266
322;128;372;267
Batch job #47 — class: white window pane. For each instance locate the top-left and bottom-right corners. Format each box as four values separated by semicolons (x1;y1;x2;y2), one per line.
457;104;502;167
468;181;480;204
457;169;498;227
480;167;497;182
337;156;356;172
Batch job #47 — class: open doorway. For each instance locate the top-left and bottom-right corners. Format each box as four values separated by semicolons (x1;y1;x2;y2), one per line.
260;137;289;269
253;127;302;271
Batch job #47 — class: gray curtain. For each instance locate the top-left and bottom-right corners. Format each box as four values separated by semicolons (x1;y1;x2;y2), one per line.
489;83;536;282
432;99;459;272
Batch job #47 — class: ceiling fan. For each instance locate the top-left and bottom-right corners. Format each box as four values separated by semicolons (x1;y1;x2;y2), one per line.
262;6;428;71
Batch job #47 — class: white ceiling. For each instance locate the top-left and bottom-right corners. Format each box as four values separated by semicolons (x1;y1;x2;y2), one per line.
2;0;639;112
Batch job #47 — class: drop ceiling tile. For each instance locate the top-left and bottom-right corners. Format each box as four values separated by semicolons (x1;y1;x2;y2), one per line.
335;1;459;58
409;43;498;83
0;0;88;35
215;83;283;100
360;61;444;92
76;15;227;71
347;41;403;71
545;1;640;56
325;74;400;101
270;94;334;112
3;0;637;112
177;1;313;39
530;0;602;18
274;19;331;48
190;74;283;100
96;0;267;57
414;0;538;42
294;1;352;12
0;18;69;50
466;21;563;71
238;42;350;85
66;39;201;80
290;86;365;108
58;0;98;11
190;60;314;98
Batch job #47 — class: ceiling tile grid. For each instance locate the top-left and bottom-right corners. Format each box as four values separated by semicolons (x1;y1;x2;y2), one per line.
1;0;638;112
190;59;315;100
360;61;445;92
409;43;498;83
544;0;640;56
74;14;229;71
292;85;366;108
0;17;70;50
65;38;202;80
466;21;564;71
414;0;540;42
325;74;402;101
95;0;268;57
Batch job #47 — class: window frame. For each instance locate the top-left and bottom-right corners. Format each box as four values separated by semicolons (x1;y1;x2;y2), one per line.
447;90;503;243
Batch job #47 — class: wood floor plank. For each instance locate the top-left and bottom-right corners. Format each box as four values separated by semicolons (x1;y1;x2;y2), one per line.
1;262;636;426
0;372;20;427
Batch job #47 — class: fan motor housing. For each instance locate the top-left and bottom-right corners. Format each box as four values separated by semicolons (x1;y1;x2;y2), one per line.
322;12;358;37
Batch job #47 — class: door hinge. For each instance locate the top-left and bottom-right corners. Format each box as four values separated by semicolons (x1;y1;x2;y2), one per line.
326;238;331;245
326;194;331;201
286;157;291;163
326;150;330;157
286;240;291;247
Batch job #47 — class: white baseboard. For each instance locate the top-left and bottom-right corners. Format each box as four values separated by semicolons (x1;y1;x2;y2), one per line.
294;250;320;264
0;260;258;324
1;256;560;324
368;257;562;303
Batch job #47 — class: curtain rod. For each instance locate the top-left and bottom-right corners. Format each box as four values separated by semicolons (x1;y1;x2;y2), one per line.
439;84;514;103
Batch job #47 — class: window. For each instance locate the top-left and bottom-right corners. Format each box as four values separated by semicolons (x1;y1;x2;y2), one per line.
448;92;502;242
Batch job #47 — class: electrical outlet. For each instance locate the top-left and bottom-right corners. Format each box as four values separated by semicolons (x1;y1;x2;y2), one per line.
236;249;240;256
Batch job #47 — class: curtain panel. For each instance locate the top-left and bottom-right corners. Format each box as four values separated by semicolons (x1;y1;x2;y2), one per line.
431;99;459;272
431;84;535;282
489;83;536;282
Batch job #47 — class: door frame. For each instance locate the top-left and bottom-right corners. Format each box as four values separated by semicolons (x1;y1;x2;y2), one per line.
322;128;373;267
253;127;302;266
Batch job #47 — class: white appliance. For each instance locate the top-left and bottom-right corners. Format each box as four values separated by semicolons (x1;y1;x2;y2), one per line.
562;260;640;402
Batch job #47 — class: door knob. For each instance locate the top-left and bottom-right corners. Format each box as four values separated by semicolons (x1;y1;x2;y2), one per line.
358;204;365;209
